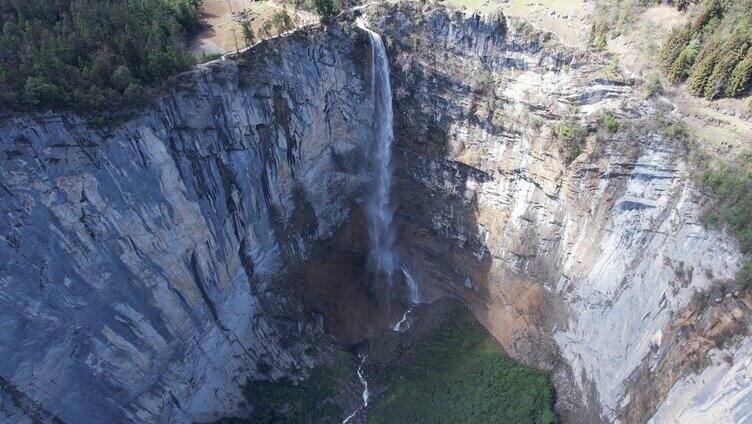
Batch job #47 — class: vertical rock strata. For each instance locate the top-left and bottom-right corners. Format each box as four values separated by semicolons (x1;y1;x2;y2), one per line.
0;28;376;423
1;4;750;423
370;4;748;423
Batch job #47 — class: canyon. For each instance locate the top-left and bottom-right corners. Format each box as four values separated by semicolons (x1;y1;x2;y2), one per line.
1;2;751;423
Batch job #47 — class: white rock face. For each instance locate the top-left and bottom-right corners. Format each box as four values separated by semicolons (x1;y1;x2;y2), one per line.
553;142;742;419
0;28;374;423
375;5;747;422
650;338;752;424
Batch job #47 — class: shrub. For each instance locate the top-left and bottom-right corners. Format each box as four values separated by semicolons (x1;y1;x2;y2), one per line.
123;83;147;106
590;22;608;49
271;8;295;34
197;52;222;63
258;21;273;38
600;112;620;132
702;163;752;253
553;120;585;142
738;259;752;290
241;20;255;47
602;58;622;80
553;120;587;164
314;0;338;24
660;116;687;140
647;73;664;96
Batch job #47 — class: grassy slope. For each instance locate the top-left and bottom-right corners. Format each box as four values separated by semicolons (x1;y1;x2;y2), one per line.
367;309;557;424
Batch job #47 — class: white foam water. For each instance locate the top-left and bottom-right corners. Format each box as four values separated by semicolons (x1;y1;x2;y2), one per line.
356;16;422;334
342;352;370;423
357;17;397;277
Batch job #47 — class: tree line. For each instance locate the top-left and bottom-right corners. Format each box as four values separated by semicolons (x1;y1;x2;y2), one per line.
661;0;752;99
0;0;203;113
0;0;342;115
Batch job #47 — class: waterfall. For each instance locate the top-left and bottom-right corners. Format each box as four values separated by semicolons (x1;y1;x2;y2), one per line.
357;17;421;318
402;267;420;304
393;268;419;332
342;352;370;423
357;18;397;276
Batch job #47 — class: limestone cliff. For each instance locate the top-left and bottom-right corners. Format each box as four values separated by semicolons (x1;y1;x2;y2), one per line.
366;3;750;422
0;27;377;423
1;3;751;424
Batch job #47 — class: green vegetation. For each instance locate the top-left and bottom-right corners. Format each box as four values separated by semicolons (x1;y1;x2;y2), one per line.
600;112;620;132
602;58;625;81
660;0;752;99
552;120;587;164
701;162;752;252
0;0;203;113
589;0;643;49
699;156;752;290
659;115;688;140
197;52;223;63
367;310;557;424
738;259;752;290
646;73;664;96
241;19;256;47
258;7;296;38
313;0;338;24
553;120;585;142
270;8;296;34
238;350;352;424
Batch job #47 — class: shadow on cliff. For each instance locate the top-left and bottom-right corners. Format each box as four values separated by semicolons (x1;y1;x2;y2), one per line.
376;6;574;416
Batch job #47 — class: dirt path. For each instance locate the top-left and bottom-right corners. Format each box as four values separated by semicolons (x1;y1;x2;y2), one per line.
192;0;317;54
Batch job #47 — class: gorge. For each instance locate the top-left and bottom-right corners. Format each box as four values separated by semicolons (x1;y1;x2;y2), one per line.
1;2;751;423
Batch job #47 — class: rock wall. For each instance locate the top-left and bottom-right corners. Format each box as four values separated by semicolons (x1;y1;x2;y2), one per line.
0;27;377;423
1;3;750;423
367;4;749;423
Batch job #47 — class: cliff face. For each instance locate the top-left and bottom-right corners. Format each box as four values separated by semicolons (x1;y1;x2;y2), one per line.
1;4;750;424
368;4;750;423
0;28;378;423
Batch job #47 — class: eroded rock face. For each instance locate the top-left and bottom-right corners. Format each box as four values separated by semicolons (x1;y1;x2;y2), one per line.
1;4;750;424
0;28;379;423
367;4;749;423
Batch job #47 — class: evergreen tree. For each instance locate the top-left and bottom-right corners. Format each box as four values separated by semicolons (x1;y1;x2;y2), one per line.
0;0;204;113
314;0;337;24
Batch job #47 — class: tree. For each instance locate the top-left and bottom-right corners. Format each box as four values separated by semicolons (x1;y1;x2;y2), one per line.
259;20;273;38
271;8;295;34
726;50;752;97
241;19;255;47
24;77;68;107
111;65;134;91
313;0;338;24
0;0;204;113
